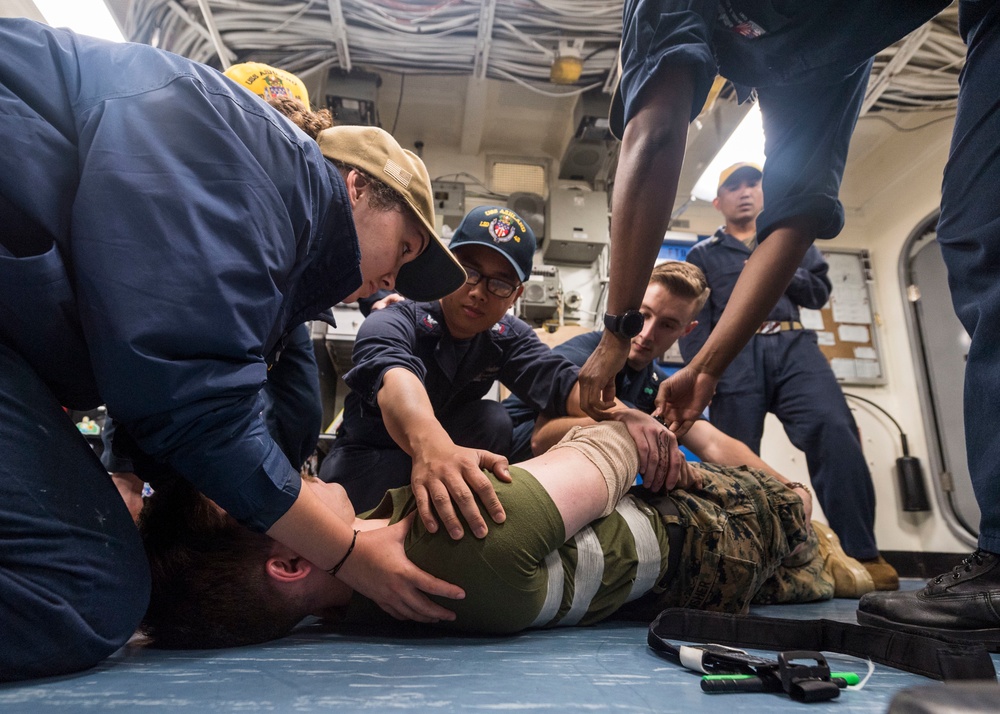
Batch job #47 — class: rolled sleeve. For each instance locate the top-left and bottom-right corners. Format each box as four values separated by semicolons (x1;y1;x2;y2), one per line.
755;59;872;243
613;0;719;137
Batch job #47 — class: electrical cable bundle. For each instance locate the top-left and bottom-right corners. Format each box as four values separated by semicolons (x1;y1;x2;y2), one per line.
125;0;621;97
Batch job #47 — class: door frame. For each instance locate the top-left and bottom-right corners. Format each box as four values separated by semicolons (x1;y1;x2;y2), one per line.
897;209;977;547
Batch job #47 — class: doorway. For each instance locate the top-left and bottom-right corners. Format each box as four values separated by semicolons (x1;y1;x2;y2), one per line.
901;214;978;545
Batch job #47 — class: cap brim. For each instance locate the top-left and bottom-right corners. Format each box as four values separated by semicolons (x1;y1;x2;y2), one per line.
719;165;763;190
395;211;467;301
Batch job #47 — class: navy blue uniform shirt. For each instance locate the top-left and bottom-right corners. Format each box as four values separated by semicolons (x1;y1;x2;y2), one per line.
338;300;579;449
0;19;361;530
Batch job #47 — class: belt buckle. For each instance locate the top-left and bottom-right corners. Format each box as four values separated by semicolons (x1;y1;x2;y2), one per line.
759;321;781;335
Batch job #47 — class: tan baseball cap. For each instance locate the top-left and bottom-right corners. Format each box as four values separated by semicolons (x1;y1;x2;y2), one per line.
717;162;763;192
316;125;465;301
223;62;310;106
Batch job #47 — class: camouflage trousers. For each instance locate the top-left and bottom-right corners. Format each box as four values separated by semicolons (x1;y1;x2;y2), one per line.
641;462;834;614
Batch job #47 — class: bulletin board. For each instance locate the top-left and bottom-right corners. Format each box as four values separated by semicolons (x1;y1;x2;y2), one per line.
800;248;887;386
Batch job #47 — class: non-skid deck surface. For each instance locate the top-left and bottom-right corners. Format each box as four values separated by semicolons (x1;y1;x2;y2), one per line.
2;580;998;712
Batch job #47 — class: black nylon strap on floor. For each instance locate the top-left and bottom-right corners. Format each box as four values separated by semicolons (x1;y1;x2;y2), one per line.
648;609;996;681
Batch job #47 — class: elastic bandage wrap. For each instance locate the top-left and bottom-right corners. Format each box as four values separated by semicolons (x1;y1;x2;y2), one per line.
547;421;639;518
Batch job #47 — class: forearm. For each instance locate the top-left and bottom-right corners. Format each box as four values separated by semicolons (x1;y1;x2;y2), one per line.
689;222;815;377
682;422;794;489
606;68;693;314
531;413;596;456
267;479;358;572
693;434;783;482
379;371;508;539
377;367;452;457
562;382;585;417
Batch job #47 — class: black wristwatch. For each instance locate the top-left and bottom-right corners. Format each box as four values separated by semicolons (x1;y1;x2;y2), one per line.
603;310;644;339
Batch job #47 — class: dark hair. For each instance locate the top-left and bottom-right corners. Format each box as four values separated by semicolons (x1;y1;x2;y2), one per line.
265;96;334;140
648;261;711;312
138;481;305;649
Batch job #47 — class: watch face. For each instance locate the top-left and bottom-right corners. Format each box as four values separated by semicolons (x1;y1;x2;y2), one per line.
622;310;644;337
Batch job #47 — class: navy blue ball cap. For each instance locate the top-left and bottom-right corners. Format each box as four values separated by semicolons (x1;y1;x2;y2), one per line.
448;206;536;282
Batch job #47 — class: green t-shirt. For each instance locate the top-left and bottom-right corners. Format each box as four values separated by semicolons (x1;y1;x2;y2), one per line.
342;467;671;634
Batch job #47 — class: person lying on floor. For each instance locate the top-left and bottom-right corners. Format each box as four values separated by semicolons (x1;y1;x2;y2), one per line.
139;422;855;648
502;260;873;599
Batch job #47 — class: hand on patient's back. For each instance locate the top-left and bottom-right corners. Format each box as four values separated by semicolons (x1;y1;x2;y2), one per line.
410;443;510;540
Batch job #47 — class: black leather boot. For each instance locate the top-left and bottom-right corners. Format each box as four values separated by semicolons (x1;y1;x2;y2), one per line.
856;550;1000;651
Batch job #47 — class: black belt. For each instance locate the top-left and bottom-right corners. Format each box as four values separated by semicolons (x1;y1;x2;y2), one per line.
648;608;996;682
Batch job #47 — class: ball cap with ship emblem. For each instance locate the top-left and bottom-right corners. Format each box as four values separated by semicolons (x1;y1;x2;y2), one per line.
447;205;537;282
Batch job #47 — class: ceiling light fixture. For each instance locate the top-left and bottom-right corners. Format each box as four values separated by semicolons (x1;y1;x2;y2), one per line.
550;39;584;85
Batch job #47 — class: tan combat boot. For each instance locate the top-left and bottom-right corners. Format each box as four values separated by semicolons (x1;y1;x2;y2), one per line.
859;555;900;591
813;521;876;598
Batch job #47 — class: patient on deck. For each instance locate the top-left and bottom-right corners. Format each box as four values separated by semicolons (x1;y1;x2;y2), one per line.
140;422;843;648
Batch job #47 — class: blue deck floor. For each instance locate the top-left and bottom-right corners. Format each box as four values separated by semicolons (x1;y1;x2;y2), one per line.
2;579;998;712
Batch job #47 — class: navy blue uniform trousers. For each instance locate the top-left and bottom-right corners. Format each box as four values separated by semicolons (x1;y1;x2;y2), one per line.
938;0;1000;553
0;342;149;681
710;330;878;560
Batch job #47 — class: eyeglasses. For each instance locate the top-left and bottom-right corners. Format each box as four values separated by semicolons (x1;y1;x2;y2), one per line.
461;265;519;299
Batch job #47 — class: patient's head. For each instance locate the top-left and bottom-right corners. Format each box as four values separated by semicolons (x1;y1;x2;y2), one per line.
139;481;310;649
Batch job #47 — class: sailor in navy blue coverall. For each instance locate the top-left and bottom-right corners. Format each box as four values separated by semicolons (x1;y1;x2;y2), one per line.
579;1;1000;640
320;207;580;528
682;212;879;564
0;19;466;681
321;298;580;507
